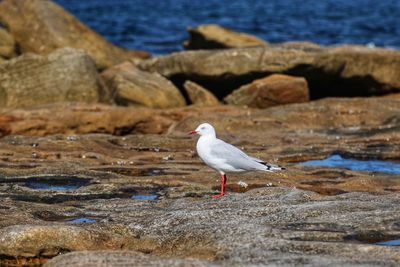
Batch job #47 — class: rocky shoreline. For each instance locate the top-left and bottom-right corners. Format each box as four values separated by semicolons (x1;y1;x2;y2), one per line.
0;0;399;266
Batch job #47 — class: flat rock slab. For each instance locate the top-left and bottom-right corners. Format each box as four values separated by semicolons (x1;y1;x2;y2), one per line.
0;97;398;266
0;48;107;108
184;24;268;50
138;45;400;99
0;187;399;266
44;251;213;267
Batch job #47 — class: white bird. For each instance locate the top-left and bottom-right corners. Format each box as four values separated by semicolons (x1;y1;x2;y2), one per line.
189;122;285;199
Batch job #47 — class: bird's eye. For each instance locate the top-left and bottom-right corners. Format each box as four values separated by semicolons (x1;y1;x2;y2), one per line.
201;127;205;130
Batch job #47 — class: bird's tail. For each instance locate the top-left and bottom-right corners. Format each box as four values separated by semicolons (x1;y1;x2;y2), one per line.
254;159;285;172
264;163;285;172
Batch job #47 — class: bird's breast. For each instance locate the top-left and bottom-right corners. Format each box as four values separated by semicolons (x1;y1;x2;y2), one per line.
196;137;230;172
196;137;212;161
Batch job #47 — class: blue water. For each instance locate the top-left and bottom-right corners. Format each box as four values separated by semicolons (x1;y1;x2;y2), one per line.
132;195;158;201
55;0;400;55
300;155;400;174
374;239;400;246
25;177;88;190
67;217;97;223
131;193;158;201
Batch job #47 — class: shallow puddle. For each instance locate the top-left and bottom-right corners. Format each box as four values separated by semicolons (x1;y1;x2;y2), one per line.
67;217;97;223
24;176;90;190
345;231;400;246
299;154;400;174
131;194;159;201
131;189;159;201
374;239;400;246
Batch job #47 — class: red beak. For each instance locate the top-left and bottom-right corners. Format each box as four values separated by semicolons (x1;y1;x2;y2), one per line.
189;130;198;135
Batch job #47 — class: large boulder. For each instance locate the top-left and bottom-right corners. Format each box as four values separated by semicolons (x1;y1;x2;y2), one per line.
184;24;268;50
0;28;15;59
0;0;149;69
0;48;108;108
139;45;400;98
224;74;309;108
183;80;219;106
101;62;186;108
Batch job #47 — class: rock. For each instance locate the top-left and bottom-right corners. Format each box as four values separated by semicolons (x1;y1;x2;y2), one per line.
0;225;134;259
0;0;149;69
44;251;212;267
0;48;108;108
224;74;309;108
1;186;400;266
280;41;322;49
0;97;399;266
139;45;400;98
183;81;219;106
184;24;268;50
101;62;186;108
381;93;400;98
0;102;180;136
0;28;15;59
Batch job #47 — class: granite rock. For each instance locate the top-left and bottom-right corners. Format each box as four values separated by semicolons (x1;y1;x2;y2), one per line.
224;74;309;108
184;24;268;50
101;62;186;108
183;80;219;106
0;0;149;69
0;48;108;108
139;45;400;99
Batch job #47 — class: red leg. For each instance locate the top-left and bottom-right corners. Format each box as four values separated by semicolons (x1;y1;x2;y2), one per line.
212;174;226;199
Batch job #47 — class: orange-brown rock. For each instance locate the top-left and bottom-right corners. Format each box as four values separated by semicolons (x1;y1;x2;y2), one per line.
0;27;15;59
224;74;309;108
0;0;149;69
101;62;186;108
0;97;399;266
139;45;400;98
183;80;219;106
0;48;108;109
184;24;268;50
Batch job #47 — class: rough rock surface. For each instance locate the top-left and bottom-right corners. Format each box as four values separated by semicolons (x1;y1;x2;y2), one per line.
0;28;15;59
101;62;186;108
0;0;149;69
0;48;107;108
0;185;399;266
183;80;219;106
184;24;268;50
139;45;400;99
0;97;399;266
44;251;212;267
280;41;322;49
224;74;309;108
0;97;398;191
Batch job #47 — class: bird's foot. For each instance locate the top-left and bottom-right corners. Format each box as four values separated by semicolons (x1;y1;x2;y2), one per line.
212;193;225;199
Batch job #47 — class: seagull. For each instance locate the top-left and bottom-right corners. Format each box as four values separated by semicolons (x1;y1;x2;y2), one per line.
189;122;285;199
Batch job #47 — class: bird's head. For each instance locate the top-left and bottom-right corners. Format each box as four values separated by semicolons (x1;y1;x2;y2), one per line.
189;123;216;136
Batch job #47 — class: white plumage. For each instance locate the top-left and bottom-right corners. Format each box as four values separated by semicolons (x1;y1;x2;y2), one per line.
190;122;284;198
